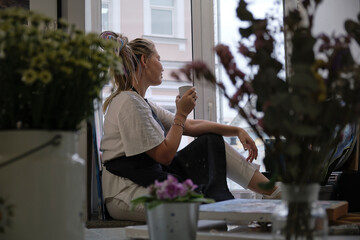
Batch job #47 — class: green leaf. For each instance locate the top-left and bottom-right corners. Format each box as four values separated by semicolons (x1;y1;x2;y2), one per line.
190;198;215;204
188;192;204;198
258;176;276;190
345;19;360;46
263;107;278;131
284;142;301;156
236;0;254;21
292;124;318;136
146;200;164;210
130;195;155;210
290;70;318;92
239;26;253;38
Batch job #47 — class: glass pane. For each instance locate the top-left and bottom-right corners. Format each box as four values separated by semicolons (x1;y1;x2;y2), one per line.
101;0;193;149
151;9;173;35
150;0;174;7
215;0;284;189
101;3;109;31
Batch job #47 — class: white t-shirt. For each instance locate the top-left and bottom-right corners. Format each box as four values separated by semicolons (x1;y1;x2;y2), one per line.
100;91;174;202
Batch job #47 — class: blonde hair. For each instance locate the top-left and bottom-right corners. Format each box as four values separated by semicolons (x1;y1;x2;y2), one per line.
102;34;156;113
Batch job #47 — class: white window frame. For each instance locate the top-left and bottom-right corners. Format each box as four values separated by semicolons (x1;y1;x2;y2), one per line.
144;0;185;39
101;0;111;31
191;0;217;121
150;4;175;36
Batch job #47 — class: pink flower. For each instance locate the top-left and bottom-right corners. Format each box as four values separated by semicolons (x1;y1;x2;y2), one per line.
155;180;185;200
183;179;197;191
149;175;198;200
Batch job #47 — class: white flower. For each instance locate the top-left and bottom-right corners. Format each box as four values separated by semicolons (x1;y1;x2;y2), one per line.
21;69;37;85
38;70;52;84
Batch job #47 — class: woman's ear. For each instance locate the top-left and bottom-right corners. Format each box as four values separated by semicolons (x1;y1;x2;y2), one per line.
140;55;147;69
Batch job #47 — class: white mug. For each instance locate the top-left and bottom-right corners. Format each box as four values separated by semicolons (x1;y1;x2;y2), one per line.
178;85;193;97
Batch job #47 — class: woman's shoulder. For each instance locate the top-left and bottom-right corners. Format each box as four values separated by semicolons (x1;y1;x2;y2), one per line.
112;91;147;108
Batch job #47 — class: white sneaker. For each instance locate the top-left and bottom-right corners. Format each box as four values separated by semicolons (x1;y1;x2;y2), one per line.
262;186;281;199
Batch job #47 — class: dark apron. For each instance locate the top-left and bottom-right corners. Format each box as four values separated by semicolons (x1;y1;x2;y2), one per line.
105;133;234;202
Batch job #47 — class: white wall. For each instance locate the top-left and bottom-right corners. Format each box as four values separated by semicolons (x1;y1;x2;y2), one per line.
61;0;86;30
30;0;57;19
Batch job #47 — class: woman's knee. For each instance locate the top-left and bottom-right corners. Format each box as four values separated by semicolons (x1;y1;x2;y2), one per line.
197;133;224;143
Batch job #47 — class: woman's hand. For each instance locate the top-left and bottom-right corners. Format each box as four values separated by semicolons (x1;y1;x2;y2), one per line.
238;128;258;162
147;88;198;165
175;87;197;117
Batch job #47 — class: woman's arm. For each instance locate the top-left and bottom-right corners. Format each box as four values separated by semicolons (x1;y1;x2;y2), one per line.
146;112;186;165
146;88;197;165
184;119;258;162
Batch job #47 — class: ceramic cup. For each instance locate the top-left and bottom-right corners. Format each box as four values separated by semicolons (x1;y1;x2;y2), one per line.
178;85;193;97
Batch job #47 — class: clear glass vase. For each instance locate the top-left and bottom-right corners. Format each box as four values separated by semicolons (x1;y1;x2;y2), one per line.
272;183;328;240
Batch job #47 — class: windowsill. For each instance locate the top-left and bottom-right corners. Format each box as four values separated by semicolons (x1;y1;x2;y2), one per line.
142;35;187;51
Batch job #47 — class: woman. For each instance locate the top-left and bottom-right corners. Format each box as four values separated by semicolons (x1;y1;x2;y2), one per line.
100;32;280;221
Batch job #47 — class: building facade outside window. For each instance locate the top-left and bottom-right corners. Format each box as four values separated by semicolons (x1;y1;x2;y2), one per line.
149;0;174;36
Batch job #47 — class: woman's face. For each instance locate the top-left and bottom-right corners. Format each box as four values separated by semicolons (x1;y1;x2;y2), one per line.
144;49;163;86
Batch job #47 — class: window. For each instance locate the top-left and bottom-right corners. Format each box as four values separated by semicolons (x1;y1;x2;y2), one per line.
144;0;187;41
150;0;174;36
100;0;193;149
101;2;110;31
214;0;284;190
98;0;285;191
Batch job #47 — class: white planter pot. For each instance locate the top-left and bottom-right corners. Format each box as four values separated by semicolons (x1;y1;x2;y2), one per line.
0;131;85;240
146;202;200;240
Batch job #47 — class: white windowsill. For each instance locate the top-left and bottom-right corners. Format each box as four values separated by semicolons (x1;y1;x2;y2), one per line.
142;34;187;51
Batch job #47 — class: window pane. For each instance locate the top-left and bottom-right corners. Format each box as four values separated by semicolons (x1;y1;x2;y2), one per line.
101;3;109;31
150;0;174;7
215;0;284;189
151;9;173;35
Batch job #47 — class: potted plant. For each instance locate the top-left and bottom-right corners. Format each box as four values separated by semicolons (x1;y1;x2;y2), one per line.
131;175;214;240
173;0;360;239
0;7;122;240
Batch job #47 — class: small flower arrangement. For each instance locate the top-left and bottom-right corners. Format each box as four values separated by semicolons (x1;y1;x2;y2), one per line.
0;8;122;130
131;175;214;210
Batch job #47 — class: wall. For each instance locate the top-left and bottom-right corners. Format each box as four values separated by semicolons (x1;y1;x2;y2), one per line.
30;0;57;19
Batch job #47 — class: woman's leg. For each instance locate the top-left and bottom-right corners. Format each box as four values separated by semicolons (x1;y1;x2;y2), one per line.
104;179;148;221
106;197;146;221
225;142;278;196
168;134;234;201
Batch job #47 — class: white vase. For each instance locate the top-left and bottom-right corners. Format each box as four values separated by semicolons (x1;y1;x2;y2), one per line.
0;131;85;240
146;202;200;240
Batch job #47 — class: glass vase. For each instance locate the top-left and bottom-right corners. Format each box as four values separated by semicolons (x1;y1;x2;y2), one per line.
272;183;328;240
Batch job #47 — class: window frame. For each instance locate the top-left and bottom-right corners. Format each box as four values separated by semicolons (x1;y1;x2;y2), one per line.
87;0;218;121
144;0;188;40
191;0;217;121
150;4;175;36
101;0;111;31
